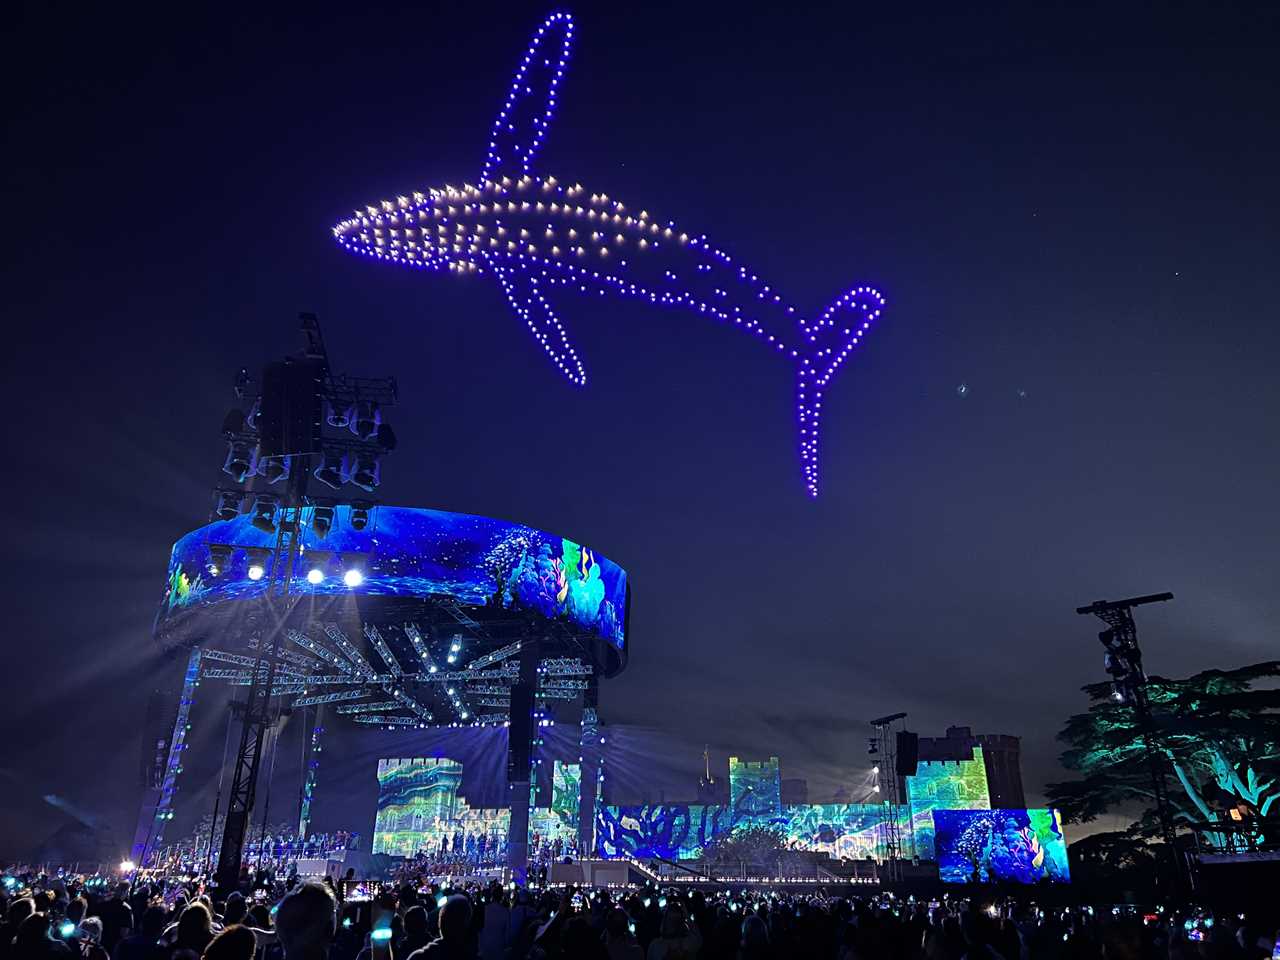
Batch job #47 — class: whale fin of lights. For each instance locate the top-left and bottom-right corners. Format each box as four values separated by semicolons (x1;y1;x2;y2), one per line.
331;11;887;497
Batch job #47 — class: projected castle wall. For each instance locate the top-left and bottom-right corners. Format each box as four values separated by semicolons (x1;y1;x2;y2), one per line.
905;746;992;860
372;758;510;861
373;758;583;862
370;750;1062;875
595;748;1019;864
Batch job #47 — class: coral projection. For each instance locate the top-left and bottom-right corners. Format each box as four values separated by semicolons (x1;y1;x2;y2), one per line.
594;751;1007;864
368;752;1066;880
934;809;1071;884
905;746;993;860
161;505;628;650
332;11;888;497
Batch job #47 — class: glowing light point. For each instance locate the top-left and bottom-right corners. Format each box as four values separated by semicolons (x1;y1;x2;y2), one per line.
343;568;364;588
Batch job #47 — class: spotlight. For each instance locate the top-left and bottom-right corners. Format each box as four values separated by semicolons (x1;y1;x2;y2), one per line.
311;506;335;538
207;544;233;576
258;455;291;484
313;449;347;489
350;504;371;531
214;490;242;522
343;566;364;588
246;549;270;581
222;441;257;483
325;399;352;428
351;400;381;440
305;552;329;585
871;765;880;775
249;496;278;534
351;455;381;492
119;859;135;873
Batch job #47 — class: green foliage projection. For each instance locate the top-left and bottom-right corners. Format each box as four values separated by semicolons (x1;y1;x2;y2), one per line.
1048;660;1280;839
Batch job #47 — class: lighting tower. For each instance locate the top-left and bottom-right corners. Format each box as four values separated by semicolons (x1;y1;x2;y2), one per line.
212;313;397;890
869;712;908;884
1075;591;1182;894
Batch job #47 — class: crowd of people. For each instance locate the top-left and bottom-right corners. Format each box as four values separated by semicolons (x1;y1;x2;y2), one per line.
1;865;1276;960
151;831;361;876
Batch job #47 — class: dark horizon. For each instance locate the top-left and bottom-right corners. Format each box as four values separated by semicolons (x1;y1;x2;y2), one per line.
5;0;1279;859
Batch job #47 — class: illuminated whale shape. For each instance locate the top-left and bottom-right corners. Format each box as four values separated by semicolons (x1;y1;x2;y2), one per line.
332;11;885;497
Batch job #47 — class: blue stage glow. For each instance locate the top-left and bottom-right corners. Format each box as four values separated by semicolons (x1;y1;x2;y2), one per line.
331;11;887;498
161;505;628;649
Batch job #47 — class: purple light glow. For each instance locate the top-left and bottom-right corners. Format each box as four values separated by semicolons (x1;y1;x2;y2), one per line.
331;11;886;497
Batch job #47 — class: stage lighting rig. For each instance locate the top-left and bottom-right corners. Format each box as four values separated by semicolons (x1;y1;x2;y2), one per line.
349;502;371;530
1076;591;1181;895
351;453;381;492
207;544;233;576
244;548;270;581
311;505;335;538
222;440;256;483
248;495;278;534
204;311;400;892
312;448;347;490
213;490;242;522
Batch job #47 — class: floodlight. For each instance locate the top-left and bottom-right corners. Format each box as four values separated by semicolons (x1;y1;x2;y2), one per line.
343;567;364;588
325;399;352;428
351;455;381;492
246;548;270;581
222;441;256;483
214;490;242;522
259;455;291;484
351;400;381;440
313;450;347;489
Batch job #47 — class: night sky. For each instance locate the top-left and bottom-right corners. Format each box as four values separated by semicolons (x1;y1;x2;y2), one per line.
5;0;1279;858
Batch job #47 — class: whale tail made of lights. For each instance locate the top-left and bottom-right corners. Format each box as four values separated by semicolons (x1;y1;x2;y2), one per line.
332;11;886;497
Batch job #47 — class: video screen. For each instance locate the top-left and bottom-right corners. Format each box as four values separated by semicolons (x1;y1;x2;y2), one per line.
160;505;628;649
934;808;1070;884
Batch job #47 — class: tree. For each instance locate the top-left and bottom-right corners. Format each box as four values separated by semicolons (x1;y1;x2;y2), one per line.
1047;660;1280;838
1066;830;1162;901
700;824;788;868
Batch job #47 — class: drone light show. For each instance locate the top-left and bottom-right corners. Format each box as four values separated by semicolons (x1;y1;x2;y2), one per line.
332;11;887;497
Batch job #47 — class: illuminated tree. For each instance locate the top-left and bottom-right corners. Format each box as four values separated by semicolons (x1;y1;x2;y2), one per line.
1047;660;1280;834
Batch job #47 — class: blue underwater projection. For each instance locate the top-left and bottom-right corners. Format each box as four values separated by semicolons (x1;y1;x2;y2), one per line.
594;800;890;862
160;505;628;649
934;809;1070;884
